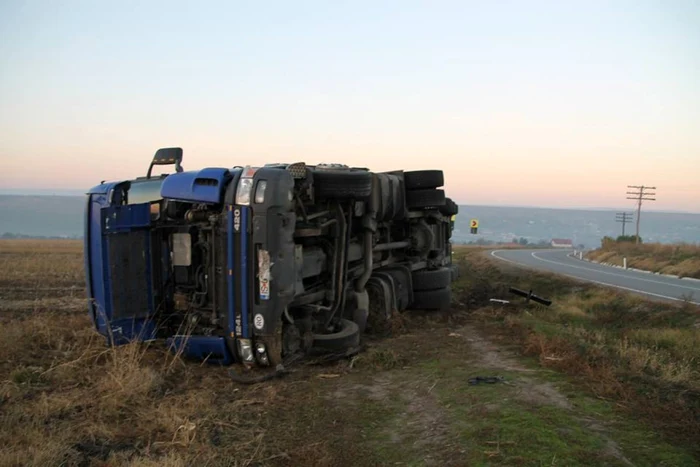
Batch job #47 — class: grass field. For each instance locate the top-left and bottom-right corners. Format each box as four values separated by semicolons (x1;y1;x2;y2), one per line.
586;242;700;279
1;239;698;466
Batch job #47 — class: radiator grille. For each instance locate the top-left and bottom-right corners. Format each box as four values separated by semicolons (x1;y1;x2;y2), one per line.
108;231;151;320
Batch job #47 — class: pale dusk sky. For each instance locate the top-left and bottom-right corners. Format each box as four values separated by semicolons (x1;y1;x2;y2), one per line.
1;1;698;212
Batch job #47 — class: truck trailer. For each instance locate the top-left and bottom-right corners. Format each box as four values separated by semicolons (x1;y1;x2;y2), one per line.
84;148;458;370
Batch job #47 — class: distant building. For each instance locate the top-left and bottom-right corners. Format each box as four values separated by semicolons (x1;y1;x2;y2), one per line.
551;238;573;248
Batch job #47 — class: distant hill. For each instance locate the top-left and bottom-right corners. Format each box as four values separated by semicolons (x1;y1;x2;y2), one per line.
451;205;700;248
0;195;85;238
1;195;699;248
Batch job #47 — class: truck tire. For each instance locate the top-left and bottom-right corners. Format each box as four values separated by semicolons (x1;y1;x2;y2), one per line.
406;189;445;209
409;288;452;311
313;169;373;200
440;198;459;216
412;267;451;291
404;170;444;190
312;319;360;351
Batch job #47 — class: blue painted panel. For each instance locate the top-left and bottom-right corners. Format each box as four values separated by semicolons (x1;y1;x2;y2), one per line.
86;193;111;334
88;181;123;195
160;168;230;204
86;183;159;345
241;207;250;338
166;336;233;365
100;219;112;331
83;195;95;326
88;201;154;343
103;203;151;231
107;318;158;345
227;206;236;338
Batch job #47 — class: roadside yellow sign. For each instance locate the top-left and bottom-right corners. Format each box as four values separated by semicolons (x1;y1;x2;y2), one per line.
470;218;479;234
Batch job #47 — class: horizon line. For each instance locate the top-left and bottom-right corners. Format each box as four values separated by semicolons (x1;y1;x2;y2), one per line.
1;191;698;215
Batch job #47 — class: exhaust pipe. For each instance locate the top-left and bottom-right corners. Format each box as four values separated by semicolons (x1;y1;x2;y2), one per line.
356;178;378;292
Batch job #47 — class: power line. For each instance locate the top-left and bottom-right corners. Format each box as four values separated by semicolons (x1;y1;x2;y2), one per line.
626;185;656;244
615;212;633;237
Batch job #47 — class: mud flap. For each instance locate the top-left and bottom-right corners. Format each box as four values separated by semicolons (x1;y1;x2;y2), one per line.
352;290;369;334
365;276;395;336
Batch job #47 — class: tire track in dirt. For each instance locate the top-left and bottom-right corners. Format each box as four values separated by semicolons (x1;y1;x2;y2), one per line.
325;323;635;466
455;324;634;466
330;372;460;466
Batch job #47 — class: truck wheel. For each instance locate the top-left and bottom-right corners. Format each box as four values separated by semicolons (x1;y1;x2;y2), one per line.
406;189;446;209
313;169;373;200
404;170;444;190
412;267;451;291
312;319;360;351
409;288;452;311
440;198;459;216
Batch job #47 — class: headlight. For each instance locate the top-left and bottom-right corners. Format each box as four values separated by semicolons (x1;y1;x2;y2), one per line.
254;181;267;204
236;338;255;363
235;178;254;205
255;342;269;366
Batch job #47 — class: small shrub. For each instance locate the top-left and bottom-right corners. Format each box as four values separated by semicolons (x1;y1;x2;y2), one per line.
587;241;700;279
354;348;407;370
10;365;47;386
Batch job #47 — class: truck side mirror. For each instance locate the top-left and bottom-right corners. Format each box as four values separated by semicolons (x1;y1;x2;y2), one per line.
147;147;184;179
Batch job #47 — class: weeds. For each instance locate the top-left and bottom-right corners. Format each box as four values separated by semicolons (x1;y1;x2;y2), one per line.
0;240;84;289
353;348;408;370
10;365;47;386
587;241;700;278
2;240;699;464
459;247;700;455
0;240;360;465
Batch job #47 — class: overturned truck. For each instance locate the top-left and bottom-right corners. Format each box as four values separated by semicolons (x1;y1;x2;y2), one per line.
84;148;458;368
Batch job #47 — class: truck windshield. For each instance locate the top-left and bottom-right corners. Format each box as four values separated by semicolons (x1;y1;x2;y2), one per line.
128;179;164;205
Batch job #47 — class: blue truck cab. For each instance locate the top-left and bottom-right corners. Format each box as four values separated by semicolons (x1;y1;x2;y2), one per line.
84;148;458;367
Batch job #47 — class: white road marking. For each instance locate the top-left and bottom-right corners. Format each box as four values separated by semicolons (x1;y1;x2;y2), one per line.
530;251;700;292
490;250;526;266
489;250;700;306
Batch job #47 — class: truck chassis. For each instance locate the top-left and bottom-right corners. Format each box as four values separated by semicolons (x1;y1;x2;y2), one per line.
84;148;458;369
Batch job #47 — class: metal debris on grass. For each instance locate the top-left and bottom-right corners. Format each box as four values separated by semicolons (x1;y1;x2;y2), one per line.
468;376;506;385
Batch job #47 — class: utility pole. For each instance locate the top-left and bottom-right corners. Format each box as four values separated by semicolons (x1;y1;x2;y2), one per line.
626;185;656;244
615;212;633;237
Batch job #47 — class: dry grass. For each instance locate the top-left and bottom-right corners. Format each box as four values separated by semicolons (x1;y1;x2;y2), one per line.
0;307;329;465
0;239;84;254
587;241;700;278
628;328;700;356
0;239;84;289
2;239;699;464
3;240;480;465
0;240;329;465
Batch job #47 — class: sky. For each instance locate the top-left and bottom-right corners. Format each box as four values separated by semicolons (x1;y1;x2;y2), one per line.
1;1;699;212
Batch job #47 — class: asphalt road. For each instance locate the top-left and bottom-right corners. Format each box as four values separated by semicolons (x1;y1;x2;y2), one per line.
490;249;700;306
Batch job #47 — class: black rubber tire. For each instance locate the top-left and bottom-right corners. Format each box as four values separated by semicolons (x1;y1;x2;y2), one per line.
412;267;452;291
404;170;444;190
440;198;459;216
313;169;373;200
406;189;446;209
409;288;452;311
312;319;360;351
